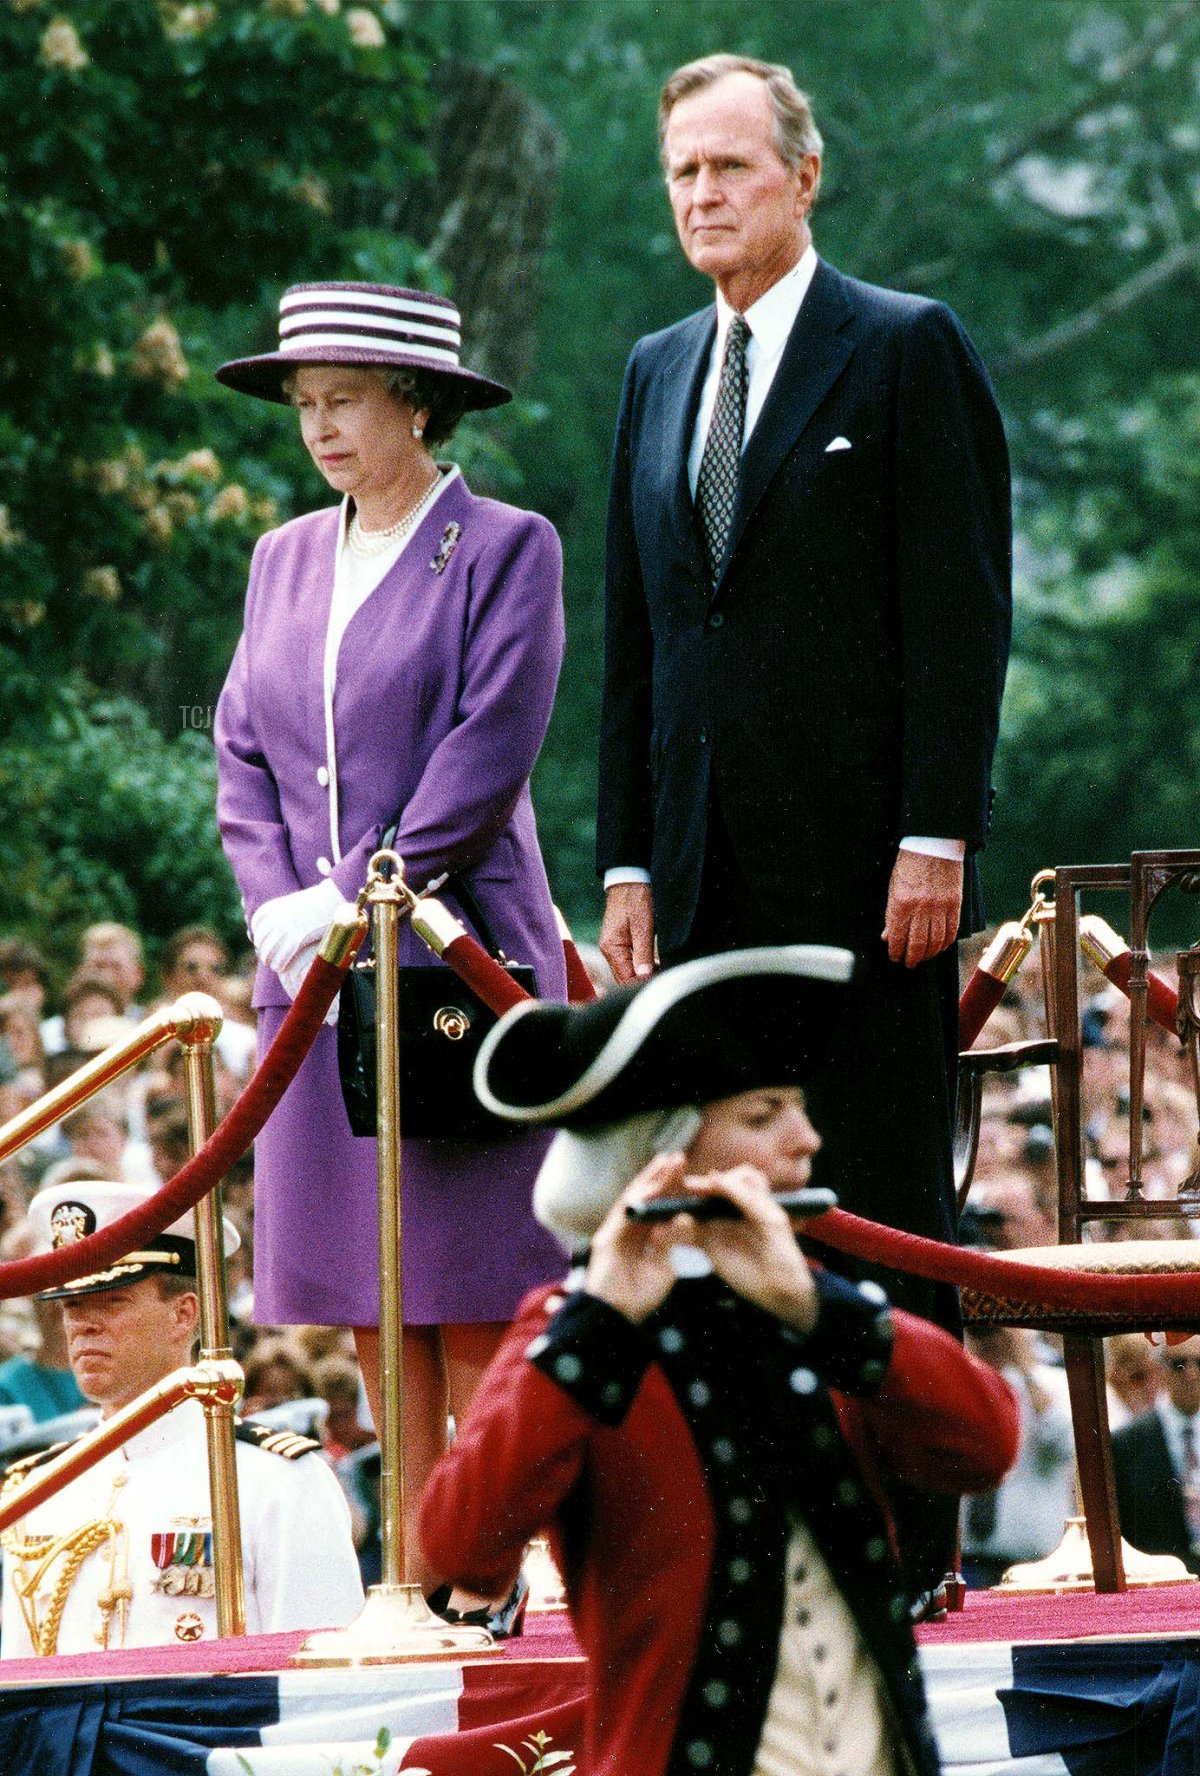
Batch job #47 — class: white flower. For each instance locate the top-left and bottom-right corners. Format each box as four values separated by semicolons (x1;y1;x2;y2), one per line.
81;566;122;603
39;17;88;70
132;318;189;386
181;447;222;481
208;484;250;521
346;6;384;48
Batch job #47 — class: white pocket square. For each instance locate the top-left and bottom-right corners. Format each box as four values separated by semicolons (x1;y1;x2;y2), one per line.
824;435;852;453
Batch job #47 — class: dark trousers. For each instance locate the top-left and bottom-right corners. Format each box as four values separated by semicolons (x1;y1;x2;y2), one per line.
662;801;963;1593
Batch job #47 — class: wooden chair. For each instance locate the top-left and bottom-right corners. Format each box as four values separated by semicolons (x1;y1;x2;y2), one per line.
956;853;1200;1591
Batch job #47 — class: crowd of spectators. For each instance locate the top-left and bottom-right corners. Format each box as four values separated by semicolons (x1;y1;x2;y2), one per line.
0;917;1198;1593
957;925;1200;1582
0;922;381;1583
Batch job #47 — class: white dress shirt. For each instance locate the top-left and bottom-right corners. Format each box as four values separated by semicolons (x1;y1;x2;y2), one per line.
605;250;962;892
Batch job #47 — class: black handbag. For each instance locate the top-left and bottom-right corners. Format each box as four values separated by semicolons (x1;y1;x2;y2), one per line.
337;878;536;1141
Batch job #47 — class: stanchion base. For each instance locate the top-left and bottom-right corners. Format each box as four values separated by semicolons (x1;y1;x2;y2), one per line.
997;1516;1193;1594
292;1583;504;1666
524;1537;568;1613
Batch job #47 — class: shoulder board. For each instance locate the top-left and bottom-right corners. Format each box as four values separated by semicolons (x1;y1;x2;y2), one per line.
235;1419;322;1461
1;1440;71;1490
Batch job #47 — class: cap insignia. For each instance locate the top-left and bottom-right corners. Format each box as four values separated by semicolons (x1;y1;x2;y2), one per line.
49;1201;97;1248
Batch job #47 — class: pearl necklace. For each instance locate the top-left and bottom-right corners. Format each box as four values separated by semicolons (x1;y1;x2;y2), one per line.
347;469;443;559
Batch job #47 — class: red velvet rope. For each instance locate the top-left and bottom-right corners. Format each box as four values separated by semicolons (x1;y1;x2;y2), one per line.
1099;951;1180;1035
562;937;598;1004
0;957;349;1301
958;969;1007;1050
808;1206;1200;1317
441;934;534;1015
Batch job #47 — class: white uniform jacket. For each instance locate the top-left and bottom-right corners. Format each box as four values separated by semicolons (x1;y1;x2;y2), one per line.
0;1401;364;1656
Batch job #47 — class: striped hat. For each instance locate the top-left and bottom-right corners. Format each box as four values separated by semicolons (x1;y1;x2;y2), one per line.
215;282;511;410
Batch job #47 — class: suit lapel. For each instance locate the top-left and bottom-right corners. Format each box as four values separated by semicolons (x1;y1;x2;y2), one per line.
714;260;856;599
657;310;715;585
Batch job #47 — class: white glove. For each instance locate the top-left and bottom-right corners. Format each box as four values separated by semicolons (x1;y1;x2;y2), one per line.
251;879;345;974
275;939;339;1025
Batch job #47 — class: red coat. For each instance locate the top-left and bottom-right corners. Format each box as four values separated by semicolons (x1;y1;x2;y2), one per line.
421;1270;1019;1776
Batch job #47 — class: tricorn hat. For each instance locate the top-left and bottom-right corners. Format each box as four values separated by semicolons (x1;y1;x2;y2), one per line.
216;282;511;410
29;1179;241;1301
473;945;855;1251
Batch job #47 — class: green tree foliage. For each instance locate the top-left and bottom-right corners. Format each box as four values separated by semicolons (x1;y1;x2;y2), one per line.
0;0;443;951
0;687;244;963
0;0;432;737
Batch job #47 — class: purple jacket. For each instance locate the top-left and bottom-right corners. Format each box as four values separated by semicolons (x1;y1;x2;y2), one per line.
215;475;567;1009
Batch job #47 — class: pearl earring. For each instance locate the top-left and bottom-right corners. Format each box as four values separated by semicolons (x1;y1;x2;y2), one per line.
412;425;424;440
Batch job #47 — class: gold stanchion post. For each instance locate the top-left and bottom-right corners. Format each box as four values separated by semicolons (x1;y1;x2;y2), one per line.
177;993;247;1639
296;853;498;1663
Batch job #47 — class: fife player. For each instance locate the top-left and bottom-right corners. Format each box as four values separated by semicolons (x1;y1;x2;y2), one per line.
1;1181;363;1657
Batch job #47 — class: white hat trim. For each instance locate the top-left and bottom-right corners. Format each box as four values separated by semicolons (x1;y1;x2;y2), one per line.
280;287;460;324
274;333;461;367
279;312;460;346
473;943;854;1125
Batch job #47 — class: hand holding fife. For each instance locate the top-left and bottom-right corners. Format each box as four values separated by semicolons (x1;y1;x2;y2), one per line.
882;848;963;968
599;881;656;984
586;1159;819;1335
585;1153;693;1322
681;1167;819;1333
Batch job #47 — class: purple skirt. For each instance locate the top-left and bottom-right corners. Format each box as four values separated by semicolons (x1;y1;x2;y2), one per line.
251;1011;565;1327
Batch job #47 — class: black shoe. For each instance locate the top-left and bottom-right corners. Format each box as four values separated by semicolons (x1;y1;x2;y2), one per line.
909;1581;949;1624
425;1584;453;1620
443;1572;529;1639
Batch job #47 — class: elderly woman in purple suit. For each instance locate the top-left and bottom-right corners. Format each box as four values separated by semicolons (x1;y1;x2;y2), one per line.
213;283;567;1613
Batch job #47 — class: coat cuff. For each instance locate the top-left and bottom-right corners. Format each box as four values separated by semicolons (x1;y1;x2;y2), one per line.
524;1290;652;1426
774;1269;895;1396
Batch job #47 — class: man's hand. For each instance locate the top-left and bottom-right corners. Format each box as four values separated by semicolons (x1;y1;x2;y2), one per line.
585;1153;692;1322
599;881;656;983
882;849;963;967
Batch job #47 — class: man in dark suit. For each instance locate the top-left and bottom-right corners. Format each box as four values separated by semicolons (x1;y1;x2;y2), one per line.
1112;1336;1200;1573
598;48;1009;1277
596;55;1011;1589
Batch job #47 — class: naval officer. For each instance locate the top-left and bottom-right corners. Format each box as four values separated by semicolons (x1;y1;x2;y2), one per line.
1;1181;363;1656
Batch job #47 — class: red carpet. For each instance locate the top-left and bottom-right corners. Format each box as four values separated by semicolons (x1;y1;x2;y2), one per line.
4;1586;1196;1689
0;1605;583;1688
916;1580;1200;1645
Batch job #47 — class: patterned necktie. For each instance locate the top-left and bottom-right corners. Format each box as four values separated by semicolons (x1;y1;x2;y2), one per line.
696;313;750;585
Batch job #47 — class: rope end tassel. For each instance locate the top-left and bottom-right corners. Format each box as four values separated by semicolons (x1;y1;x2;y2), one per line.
1079;913;1180;1036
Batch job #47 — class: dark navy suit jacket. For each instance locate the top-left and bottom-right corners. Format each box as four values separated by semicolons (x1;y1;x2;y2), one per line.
1112;1408;1200;1573
597;258;1012;956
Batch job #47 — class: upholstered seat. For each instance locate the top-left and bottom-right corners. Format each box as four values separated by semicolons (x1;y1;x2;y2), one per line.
963;1239;1200;1336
